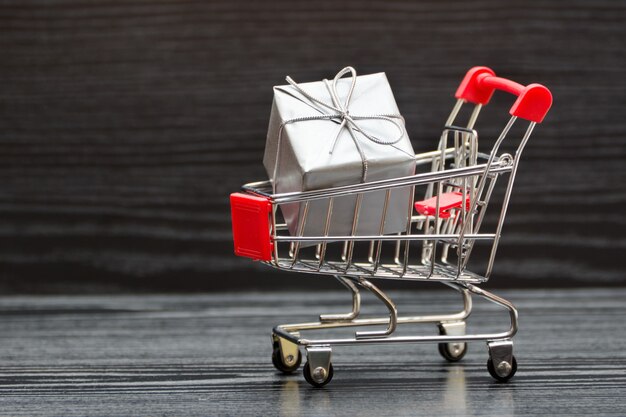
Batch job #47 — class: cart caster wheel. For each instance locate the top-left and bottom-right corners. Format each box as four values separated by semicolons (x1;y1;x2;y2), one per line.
271;343;302;374
438;324;467;362
303;361;334;388
438;341;467;362
487;355;517;382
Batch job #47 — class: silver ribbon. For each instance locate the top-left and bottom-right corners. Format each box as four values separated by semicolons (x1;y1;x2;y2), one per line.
274;67;406;192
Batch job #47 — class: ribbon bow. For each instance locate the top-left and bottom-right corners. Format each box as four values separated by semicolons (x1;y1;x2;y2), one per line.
285;66;405;154
273;67;406;190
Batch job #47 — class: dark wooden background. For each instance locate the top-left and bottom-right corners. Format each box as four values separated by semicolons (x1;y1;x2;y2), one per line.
0;0;624;293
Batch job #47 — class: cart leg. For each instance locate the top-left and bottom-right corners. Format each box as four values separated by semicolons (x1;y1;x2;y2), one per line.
319;276;361;322
442;281;474;320
303;346;334;387
486;340;517;382
354;278;398;339
463;283;518;339
461;283;519;382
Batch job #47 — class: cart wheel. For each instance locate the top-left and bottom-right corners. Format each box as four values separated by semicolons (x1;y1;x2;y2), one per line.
303;361;334;388
271;343;302;374
437;326;467;362
487;355;517;382
438;341;467;362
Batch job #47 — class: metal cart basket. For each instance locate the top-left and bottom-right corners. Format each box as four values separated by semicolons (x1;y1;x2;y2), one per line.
230;66;552;386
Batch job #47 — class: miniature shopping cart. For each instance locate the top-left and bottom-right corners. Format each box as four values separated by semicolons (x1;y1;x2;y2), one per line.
230;66;552;387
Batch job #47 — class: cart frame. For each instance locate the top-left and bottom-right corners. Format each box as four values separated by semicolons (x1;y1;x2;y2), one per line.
230;66;552;386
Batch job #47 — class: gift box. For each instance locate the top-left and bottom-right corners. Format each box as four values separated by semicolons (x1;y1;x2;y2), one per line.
263;67;416;239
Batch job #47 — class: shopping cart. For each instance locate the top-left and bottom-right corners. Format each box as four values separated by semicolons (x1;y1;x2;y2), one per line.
230;66;552;387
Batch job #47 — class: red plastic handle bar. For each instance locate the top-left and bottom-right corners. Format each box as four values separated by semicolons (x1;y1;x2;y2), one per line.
455;66;553;123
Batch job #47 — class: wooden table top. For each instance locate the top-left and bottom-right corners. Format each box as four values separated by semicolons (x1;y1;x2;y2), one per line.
1;287;625;416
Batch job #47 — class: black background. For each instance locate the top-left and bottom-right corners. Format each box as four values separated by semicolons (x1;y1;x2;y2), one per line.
1;0;624;293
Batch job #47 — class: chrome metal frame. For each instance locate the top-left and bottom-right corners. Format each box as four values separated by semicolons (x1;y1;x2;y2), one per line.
272;281;517;347
241;99;536;384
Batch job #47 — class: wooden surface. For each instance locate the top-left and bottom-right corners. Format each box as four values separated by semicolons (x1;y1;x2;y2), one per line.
0;0;625;292
0;288;625;416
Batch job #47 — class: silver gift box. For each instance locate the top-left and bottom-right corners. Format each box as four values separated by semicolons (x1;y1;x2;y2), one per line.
263;69;416;240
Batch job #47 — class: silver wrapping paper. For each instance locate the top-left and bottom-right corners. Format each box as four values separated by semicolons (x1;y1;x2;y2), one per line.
263;71;416;239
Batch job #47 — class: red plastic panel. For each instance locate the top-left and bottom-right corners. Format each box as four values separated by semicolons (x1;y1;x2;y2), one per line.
414;192;471;219
455;66;553;123
230;193;273;261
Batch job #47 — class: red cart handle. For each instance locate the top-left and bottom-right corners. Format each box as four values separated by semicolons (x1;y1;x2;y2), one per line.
455;66;552;123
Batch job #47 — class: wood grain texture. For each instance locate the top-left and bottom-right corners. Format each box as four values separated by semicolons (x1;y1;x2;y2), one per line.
0;288;625;416
0;0;624;292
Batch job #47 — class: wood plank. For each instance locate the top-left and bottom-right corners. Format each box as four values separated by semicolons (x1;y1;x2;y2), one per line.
0;288;625;415
0;0;625;291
